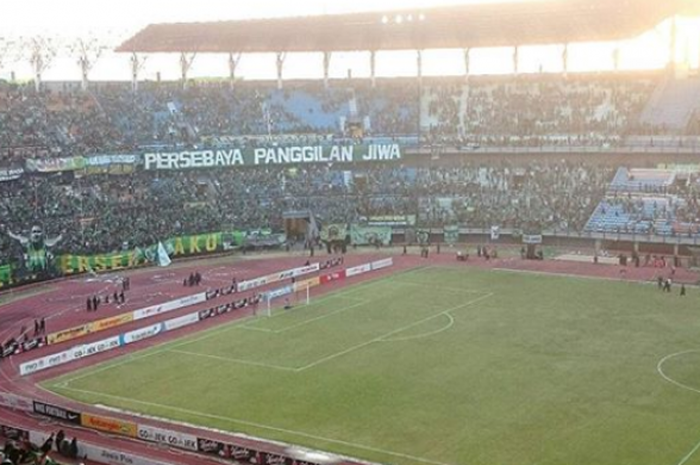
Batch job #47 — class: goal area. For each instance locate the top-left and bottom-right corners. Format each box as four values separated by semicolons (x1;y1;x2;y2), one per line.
259;284;311;317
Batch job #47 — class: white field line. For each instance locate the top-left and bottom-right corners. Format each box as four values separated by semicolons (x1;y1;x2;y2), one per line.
90;404;381;465
166;294;491;373
296;293;494;372
236;325;276;333
170;349;298;372
656;350;700;465
238;296;367;334
657;350;700;396
390;281;487;294
54;385;457;465
677;440;700;465
492;266;689;288
379;313;455;343
170;272;435;350
271;300;370;334
58;267;429;386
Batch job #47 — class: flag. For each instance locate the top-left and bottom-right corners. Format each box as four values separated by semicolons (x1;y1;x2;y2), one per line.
157;242;172;267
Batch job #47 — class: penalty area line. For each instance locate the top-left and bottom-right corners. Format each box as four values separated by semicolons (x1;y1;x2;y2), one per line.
677;439;700;465
656;350;700;465
296;293;493;372
169;349;298;372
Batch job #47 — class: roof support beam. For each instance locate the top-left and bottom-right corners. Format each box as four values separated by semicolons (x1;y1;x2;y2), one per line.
416;50;423;84
513;45;519;75
276;52;286;90
369;50;377;88
669;15;677;73
463;48;471;80
323;51;332;89
562;43;569;77
130;52;147;92
228;52;242;90
180;51;197;89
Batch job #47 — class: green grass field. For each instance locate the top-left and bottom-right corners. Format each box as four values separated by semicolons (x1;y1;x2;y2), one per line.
45;267;700;465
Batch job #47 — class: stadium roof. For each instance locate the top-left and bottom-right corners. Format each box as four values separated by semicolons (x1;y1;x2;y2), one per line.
117;0;686;54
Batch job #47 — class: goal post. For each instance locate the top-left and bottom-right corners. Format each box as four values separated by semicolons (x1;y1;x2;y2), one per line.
296;284;311;306
258;284;310;318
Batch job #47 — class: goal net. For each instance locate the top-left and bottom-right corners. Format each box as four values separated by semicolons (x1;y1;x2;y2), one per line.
259;285;311;317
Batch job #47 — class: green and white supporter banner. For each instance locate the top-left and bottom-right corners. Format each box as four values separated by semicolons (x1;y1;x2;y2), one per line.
443;226;459;245
416;229;431;245
350;225;392;246
0;264;12;288
60;232;225;274
320;224;349;243
143;143;402;171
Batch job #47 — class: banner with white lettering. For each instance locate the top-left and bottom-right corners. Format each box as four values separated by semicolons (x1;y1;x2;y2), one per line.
0;167;24;182
143;144;402;170
32;401;81;425
137;425;199;452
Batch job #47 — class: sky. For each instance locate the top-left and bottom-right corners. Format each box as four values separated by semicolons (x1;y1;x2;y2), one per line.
0;0;699;82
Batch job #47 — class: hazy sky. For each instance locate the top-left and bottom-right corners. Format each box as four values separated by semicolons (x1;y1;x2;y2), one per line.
0;0;698;82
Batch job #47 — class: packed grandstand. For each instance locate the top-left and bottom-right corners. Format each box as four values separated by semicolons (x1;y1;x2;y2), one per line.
2;74;700;269
2;0;700;465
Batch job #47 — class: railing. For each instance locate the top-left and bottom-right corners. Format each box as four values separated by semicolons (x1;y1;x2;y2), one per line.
408;143;700;156
395;226;700;246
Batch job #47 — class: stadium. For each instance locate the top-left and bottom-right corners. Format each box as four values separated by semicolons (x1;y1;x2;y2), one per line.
2;0;700;464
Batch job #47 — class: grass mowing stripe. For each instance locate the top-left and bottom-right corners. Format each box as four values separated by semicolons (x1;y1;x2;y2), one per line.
170;293;491;373
51;385;457;465
50;266;699;465
677;439;700;465
54;266;429;387
169;350;299;372
379;313;456;343
296;293;494;372
271;300;370;334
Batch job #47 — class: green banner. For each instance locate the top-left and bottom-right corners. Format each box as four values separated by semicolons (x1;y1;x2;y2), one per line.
367;215;417;227
320;224;349;243
59;232;225;275
0;264;12;288
26;156;86;173
443;226;459;245
143;143;402;171
60;251;142;275
167;232;222;257
350;225;392;246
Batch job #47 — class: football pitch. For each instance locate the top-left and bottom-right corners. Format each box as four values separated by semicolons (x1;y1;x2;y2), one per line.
45;266;700;465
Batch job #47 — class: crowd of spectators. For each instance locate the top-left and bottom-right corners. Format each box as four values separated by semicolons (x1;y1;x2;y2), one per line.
1;73;669;164
586;175;700;236
1;429;75;465
0;161;618;261
3;73;700;265
423;74;659;147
